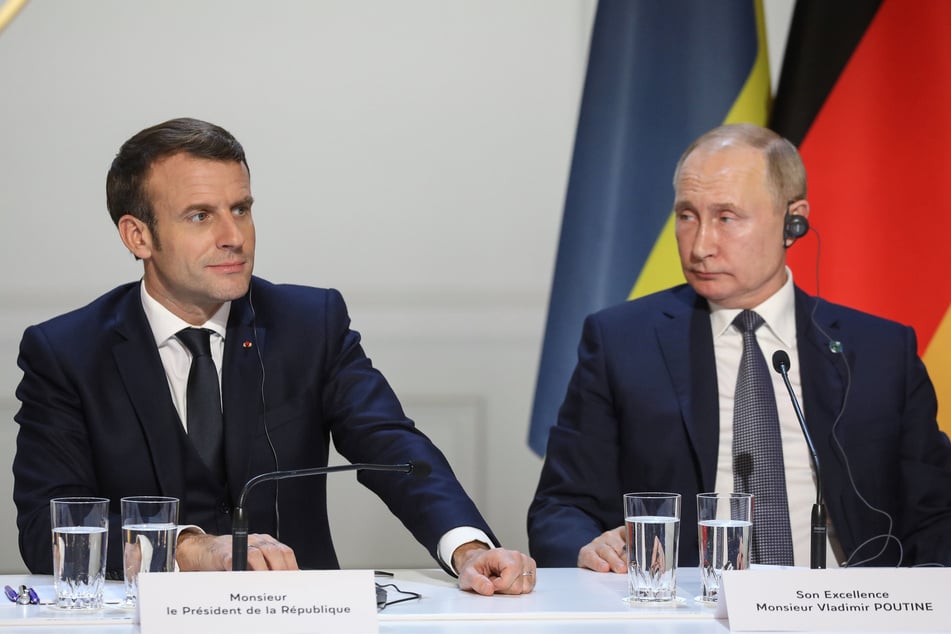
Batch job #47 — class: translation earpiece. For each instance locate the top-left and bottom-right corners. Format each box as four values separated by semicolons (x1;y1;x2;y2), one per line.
784;212;809;245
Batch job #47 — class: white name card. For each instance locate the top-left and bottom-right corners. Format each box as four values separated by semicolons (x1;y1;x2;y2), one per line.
720;567;951;632
137;569;377;634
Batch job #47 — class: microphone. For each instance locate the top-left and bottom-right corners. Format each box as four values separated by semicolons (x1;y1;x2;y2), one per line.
231;460;432;571
771;350;826;569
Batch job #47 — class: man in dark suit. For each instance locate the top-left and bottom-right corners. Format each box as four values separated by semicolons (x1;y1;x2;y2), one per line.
14;117;536;595
528;123;951;570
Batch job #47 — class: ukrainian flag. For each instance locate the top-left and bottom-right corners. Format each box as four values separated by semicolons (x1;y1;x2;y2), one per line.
0;0;29;34
529;0;770;455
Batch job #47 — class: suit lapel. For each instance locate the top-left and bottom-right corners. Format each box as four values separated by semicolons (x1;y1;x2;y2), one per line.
656;288;720;491
222;292;267;500
794;289;849;456
111;286;189;498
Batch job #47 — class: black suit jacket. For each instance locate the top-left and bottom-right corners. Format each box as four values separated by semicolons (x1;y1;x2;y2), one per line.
528;284;951;567
14;277;495;574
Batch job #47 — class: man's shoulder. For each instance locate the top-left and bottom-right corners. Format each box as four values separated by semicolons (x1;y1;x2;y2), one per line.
245;277;352;330
28;282;139;334
796;289;913;335
592;284;697;324
249;277;343;307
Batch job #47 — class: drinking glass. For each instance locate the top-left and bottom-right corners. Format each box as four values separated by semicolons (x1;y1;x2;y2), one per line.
623;492;681;603
696;492;753;603
121;496;179;607
50;497;109;609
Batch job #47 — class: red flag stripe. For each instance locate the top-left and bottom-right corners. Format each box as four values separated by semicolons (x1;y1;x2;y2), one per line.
788;0;951;350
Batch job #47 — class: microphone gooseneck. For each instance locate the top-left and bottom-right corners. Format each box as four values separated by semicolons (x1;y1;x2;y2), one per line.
231;461;431;571
771;350;827;569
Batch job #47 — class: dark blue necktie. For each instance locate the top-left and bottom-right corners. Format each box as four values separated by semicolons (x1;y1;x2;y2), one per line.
732;310;794;565
176;327;225;482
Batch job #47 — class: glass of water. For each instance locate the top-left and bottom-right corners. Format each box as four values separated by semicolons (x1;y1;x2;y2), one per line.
50;497;109;609
696;492;753;603
121;496;179;607
623;492;681;603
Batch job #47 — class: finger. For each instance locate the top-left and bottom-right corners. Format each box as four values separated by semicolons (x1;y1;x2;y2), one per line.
578;542;611;572
607;542;627;574
519;568;537;593
260;542;299;570
459;548;520;596
496;571;534;594
601;526;628;574
491;553;537;595
490;563;524;593
510;557;537;594
245;544;268;571
246;535;299;570
578;529;627;574
246;544;292;571
595;542;626;574
458;566;496;596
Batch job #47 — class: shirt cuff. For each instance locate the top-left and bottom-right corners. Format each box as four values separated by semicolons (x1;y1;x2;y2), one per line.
437;526;495;575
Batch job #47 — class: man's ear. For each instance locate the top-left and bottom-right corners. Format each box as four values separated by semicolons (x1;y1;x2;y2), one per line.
783;199;811;248
117;214;153;260
789;199;810;221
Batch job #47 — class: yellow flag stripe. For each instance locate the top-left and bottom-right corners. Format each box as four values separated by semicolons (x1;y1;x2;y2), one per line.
923;304;951;436
629;0;770;301
0;0;29;35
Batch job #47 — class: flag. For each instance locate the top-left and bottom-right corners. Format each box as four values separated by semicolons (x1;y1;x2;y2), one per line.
770;0;951;436
528;0;771;455
0;0;30;35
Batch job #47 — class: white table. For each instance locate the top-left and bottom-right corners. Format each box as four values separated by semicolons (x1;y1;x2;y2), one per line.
0;568;946;633
377;567;726;633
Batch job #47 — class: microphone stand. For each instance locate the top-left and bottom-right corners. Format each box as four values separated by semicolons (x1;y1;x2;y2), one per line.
231;462;428;571
773;351;826;569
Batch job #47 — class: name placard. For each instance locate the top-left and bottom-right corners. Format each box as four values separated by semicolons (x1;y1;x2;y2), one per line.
720;567;951;632
137;569;377;634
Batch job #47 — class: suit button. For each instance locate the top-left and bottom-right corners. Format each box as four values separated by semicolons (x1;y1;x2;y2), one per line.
218;503;232;515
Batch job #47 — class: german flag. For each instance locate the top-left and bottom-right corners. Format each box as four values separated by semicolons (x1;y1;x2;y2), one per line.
529;0;770;454
770;0;951;436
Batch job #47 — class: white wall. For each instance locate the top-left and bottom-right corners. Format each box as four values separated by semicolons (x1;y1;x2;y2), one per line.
0;0;792;573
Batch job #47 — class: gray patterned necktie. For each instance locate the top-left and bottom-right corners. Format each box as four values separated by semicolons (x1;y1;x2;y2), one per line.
731;310;794;565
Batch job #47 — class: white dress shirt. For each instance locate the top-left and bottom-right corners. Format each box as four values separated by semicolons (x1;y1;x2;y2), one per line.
710;269;840;567
140;282;229;430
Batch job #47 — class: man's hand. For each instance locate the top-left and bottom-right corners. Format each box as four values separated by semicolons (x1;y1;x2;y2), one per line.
452;541;536;595
577;526;627;573
176;531;299;571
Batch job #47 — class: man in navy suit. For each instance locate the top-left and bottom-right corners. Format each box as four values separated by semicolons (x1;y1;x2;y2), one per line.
13;117;536;595
528;123;951;570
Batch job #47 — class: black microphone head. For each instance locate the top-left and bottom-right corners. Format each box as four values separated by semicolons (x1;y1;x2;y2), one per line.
772;350;791;374
408;460;432;478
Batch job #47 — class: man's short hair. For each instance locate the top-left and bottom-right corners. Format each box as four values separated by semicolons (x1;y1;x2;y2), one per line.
673;123;807;209
106;118;249;237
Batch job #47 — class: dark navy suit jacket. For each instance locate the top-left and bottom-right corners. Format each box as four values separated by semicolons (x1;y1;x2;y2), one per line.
14;277;495;574
528;284;951;567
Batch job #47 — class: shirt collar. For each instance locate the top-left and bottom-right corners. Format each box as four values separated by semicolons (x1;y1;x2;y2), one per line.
139;279;231;348
708;267;797;346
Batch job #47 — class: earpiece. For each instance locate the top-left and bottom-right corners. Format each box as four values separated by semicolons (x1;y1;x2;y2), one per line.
784;212;809;243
